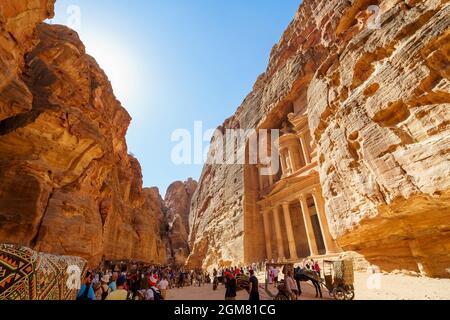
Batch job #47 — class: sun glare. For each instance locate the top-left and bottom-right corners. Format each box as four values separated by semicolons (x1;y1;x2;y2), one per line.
83;35;140;107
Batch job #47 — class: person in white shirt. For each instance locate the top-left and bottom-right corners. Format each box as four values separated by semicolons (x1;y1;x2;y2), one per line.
146;274;163;300
158;276;169;300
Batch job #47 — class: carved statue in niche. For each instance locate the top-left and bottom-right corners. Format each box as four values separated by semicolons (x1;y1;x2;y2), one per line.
280;119;294;135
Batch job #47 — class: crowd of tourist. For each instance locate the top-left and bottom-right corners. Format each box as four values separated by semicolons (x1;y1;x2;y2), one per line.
76;264;211;301
76;259;319;301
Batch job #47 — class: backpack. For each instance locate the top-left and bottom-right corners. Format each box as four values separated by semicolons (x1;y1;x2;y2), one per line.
150;288;163;301
100;285;109;300
77;284;91;301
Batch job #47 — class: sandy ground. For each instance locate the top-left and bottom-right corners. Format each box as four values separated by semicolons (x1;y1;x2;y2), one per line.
354;272;450;300
166;282;329;301
166;272;450;301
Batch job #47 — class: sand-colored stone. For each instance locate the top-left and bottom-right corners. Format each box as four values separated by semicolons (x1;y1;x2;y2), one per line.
188;0;450;278
0;1;166;267
164;179;198;265
308;0;450;278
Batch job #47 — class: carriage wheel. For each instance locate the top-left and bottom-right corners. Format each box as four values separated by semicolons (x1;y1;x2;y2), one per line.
274;294;289;301
332;287;346;301
345;290;355;301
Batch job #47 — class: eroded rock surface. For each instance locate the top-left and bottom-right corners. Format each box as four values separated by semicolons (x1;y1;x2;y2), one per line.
309;0;450;277
188;0;450;277
0;0;166;267
164;179;198;265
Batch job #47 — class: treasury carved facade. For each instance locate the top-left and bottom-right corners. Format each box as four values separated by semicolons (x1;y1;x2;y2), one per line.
244;96;341;263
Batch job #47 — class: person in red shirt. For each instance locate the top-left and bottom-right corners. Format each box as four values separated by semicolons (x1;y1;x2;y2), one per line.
314;261;321;277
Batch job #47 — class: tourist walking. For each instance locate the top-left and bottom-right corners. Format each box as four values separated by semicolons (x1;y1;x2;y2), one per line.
213;268;219;291
314;261;321;277
248;270;260;301
224;272;237;301
273;267;279;288
148;274;163;300
106;275;128;300
109;272;118;292
285;271;298;300
77;272;96;301
158;275;169;300
95;275;111;300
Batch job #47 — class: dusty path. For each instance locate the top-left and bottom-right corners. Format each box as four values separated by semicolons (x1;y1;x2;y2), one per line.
166;282;332;301
354;272;450;300
166;272;450;300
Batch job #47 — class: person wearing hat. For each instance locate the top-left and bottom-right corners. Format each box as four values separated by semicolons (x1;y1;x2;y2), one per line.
95;275;111;301
106;275;128;300
145;274;163;300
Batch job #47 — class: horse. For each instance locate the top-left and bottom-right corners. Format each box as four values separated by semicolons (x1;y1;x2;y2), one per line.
294;267;323;298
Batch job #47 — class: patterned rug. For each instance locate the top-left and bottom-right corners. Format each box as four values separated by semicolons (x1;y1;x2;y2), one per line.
0;244;87;300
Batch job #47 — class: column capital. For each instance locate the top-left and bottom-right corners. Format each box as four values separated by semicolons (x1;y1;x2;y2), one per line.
282;202;290;209
312;187;323;199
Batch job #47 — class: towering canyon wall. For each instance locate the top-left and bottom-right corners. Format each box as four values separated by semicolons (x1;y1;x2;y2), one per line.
164;179;198;265
188;0;450;277
309;0;450;277
143;180;197;266
0;0;166;267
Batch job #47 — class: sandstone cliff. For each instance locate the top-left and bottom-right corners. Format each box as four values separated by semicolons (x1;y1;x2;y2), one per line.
187;0;450;277
164;179;198;265
0;0;166;267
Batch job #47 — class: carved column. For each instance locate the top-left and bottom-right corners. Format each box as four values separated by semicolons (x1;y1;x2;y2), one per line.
258;168;264;191
287;146;302;172
279;149;288;178
262;209;273;260
273;206;285;259
282;202;298;260
299;194;319;256
312;187;338;254
299;133;311;165
267;131;275;186
284;150;292;176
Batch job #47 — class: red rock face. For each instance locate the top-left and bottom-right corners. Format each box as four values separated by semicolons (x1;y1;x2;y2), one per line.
0;1;165;267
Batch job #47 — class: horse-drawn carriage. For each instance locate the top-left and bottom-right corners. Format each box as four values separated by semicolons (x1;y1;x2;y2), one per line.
267;260;355;300
322;260;355;300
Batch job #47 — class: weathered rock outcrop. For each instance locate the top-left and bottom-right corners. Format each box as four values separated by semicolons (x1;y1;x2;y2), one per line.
0;0;165;267
309;0;450;277
188;0;450;277
164;179;198;265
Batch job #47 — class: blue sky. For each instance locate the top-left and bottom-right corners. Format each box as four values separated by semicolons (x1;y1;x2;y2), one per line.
49;0;300;194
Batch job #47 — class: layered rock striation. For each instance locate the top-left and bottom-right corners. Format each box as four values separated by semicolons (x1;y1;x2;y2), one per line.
309;0;450;277
0;0;166;267
188;0;450;277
